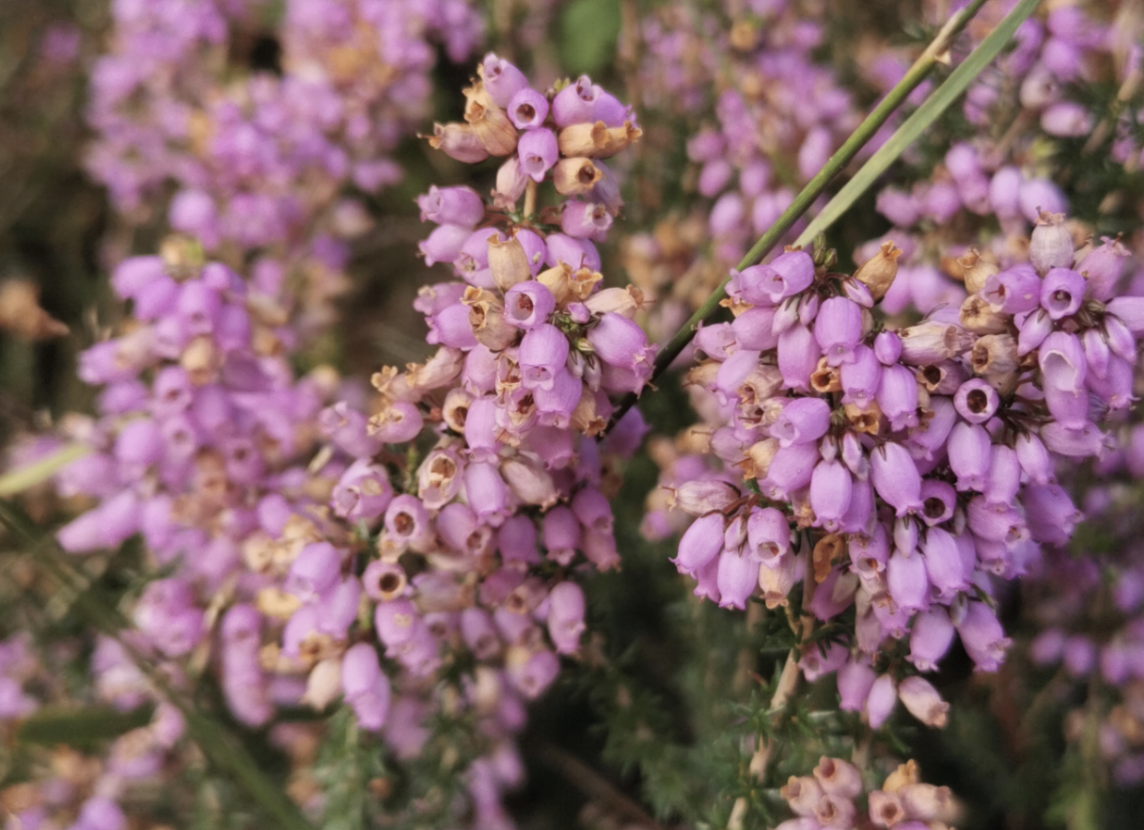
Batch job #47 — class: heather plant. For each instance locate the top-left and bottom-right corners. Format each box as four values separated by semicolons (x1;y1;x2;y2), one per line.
4;1;1144;829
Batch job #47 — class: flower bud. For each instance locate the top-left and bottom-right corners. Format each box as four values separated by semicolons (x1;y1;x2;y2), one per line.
553;157;604;195
428;122;490;163
464;81;519;156
557;120;642;159
487;236;532;292
853;239;901;300
1030;210;1074;274
898;676;948;728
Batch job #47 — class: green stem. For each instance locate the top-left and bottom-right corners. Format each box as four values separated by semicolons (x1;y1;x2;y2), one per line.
0;499;315;830
0;443;91;497
602;0;1001;434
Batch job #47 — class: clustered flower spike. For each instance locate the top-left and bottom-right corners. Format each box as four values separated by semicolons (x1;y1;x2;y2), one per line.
266;54;651;824
665;218;1141;729
776;757;956;830
54;250;350;733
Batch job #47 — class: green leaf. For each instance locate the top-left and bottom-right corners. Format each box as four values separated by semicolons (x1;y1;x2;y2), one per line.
559;0;621;76
16;704;154;748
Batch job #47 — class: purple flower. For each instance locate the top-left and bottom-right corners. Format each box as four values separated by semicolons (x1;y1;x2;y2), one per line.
481;53;529;107
342;643;391;731
955;601;1011;672
504;281;556;329
770;397;831;446
875;365;919;431
777;325;821;392
1040;267;1086;319
983;264;1041;313
870;442;922;516
552;75;600;127
840;345;882;409
953;378;1000;424
1039;331;1086;392
673;512;725;576
417;185;485;226
814;297;863;365
507;88;549;130
716;550;758;609
518;128;559;182
587;312;654;371
908;607;955;671
561;200;613;241
810;460;852;533
419;223;472;266
547;582;586;653
520;324;570;390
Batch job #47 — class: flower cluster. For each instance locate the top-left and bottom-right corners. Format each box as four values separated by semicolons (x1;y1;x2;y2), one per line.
641;1;862;265
55;249;349;729
666;214;1142;728
776;757;957;830
859;1;1143;313
261;54;652;827
87;0;483;333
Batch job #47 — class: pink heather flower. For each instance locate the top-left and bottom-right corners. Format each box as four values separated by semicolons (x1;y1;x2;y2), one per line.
508;88;549;130
837;657;876;711
810;460;852;533
417;185;485;226
777;325;821;392
886;547;929;612
673;512;725;576
1040;267;1086;320
587;312;653;370
908;606;956;671
953;378;1000;424
546;582;587;653
509;649;560;699
731;306;779;350
955;601;1012;672
342;643;391;731
1077;236;1130;301
286;542;342;602
518;128;559;182
545;233;601;270
761;442;820;500
840;345;882;408
948;423;991;491
716;550;758;609
898;676;948;728
875;365;919;431
866;673;898;729
481;53;529;107
1016;431;1055;485
561;200;613;241
419;223;472;266
770;397;831;447
815;297;864;365
520;324;570;390
870;442;922;516
1039;331;1086;392
983;264;1041;313
504;281;556;329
